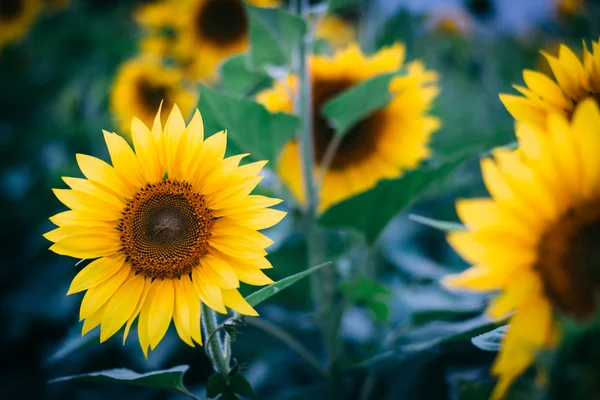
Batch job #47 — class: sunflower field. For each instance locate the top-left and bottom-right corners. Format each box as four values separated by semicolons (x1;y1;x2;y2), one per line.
3;0;600;399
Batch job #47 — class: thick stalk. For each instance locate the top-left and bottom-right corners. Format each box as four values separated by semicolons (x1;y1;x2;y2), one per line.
291;0;340;377
202;304;231;376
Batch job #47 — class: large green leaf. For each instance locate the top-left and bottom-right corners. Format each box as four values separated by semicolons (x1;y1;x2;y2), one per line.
320;158;467;244
321;72;398;139
245;261;332;307
245;4;306;71
219;54;270;96
49;365;197;398
198;84;298;164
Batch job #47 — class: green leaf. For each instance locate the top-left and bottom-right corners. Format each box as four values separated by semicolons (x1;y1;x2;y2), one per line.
206;373;228;398
471;325;507;352
408;214;466;232
219;55;270;96
49;365;195;398
322;72;398;138
368;299;391;323
245;4;306;71
327;0;359;12
219;393;240;400
245;261;332;307
198;84;298;164
229;373;255;397
320;158;467;244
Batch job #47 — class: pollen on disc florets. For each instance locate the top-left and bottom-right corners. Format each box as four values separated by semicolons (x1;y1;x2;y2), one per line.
119;178;215;280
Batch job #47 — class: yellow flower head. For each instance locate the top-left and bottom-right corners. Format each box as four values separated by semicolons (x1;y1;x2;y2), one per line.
556;0;584;19
256;43;440;212
45;105;286;355
444;99;600;399
315;14;356;50
0;0;41;49
427;8;473;36
500;39;600;132
110;57;198;136
173;0;279;82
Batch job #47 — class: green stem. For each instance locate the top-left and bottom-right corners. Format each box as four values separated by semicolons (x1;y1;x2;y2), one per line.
202;304;231;376
291;0;340;378
246;317;328;378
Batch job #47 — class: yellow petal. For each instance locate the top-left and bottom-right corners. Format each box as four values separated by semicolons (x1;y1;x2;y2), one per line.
211;218;274;249
76;154;132;199
52;189;122;220
123;279;150;345
100;274;145;342
571;99;600;198
192;268;227;313
79;264;131;320
486;271;539;319
49;210;112;228
222;288;258;316
148;279;174;350
172;278;194;347
50;234;122;259
200;254;240;289
233;266;274;286
522;70;569;109
183;276;203;345
137;283;156;358
103;130;145;188
209;236;268;259
490;291;553;399
443;264;514;292
68;255;126;295
131;117;162;182
62;177;124;209
44;225;115;244
218;208;287;230
82;303;107;336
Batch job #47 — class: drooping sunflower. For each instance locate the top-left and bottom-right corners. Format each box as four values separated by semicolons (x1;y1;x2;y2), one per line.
256;43;440;212
0;0;41;49
500;39;600;131
444;99;600;399
110;58;198;136
45;105;285;355
173;0;279;82
315;14;356;50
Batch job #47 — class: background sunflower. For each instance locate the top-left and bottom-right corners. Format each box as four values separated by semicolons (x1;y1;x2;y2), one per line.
0;0;41;48
256;43;439;212
2;0;600;399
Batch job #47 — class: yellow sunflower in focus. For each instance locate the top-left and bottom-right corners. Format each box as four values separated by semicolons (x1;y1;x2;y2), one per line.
174;0;279;82
0;0;40;49
444;99;600;399
315;14;356;50
45;104;286;355
500;39;600;131
110;58;198;136
256;43;440;212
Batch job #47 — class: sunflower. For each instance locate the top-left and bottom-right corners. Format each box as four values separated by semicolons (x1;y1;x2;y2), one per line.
556;0;584;19
444;99;600;399
315;14;356;50
500;39;600;132
45;104;286;355
256;43;440;212
173;0;279;82
0;0;41;49
110;57;198;136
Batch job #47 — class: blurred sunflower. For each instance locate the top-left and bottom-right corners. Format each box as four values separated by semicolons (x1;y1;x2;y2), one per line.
110;58;198;136
256;43;440;212
315;14;356;50
174;0;279;82
556;0;584;19
0;0;41;48
134;0;178;28
427;8;473;36
42;0;69;12
500;39;600;131
444;99;600;399
45;105;285;355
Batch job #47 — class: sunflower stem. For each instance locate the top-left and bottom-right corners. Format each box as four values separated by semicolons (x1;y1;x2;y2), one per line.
292;0;341;381
202;304;231;377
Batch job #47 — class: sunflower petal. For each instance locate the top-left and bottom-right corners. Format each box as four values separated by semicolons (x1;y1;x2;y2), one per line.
148;279;174;350
68;255;126;295
100;274;146;342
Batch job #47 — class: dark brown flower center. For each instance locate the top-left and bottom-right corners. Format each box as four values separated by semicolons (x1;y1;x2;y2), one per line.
312;78;382;170
137;79;168;114
535;200;600;319
196;0;247;46
119;179;215;280
0;0;22;21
